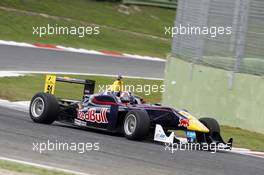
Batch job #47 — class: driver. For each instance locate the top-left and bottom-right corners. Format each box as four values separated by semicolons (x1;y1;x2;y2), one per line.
120;91;131;104
110;75;124;96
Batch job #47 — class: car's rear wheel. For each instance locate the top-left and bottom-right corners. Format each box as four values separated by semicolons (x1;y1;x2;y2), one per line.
196;118;220;143
29;92;60;124
123;110;150;141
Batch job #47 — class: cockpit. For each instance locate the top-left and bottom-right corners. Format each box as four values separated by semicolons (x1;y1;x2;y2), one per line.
81;91;143;107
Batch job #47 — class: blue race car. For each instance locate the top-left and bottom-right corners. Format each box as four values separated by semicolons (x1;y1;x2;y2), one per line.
29;75;232;148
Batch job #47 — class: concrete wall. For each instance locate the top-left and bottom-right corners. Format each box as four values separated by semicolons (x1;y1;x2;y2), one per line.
162;57;264;133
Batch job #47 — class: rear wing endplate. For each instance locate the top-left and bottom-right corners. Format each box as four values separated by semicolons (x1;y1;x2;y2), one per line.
44;75;95;97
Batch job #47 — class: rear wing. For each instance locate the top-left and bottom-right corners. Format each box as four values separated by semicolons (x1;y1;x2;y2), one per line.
44;75;95;98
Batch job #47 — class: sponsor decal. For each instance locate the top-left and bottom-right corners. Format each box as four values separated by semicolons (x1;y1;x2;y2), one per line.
186;131;196;144
186;131;196;139
154;124;174;144
77;108;108;124
178;118;190;127
74;119;87;126
155;133;166;140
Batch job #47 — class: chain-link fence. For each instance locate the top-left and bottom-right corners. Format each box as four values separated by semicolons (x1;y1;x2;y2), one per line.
171;0;264;76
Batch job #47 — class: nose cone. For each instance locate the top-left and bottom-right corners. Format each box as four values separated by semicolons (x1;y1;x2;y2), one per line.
187;119;209;133
178;110;209;133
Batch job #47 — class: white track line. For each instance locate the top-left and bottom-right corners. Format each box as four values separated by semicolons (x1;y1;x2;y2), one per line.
0;156;91;175
0;99;29;112
0;71;24;77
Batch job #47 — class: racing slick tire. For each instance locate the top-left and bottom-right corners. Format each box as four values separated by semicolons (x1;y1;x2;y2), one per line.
196;118;220;143
123;110;150;141
29;92;60;124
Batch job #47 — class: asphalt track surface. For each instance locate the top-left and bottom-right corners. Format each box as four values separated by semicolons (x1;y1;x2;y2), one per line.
0;106;264;175
0;45;263;175
0;45;165;79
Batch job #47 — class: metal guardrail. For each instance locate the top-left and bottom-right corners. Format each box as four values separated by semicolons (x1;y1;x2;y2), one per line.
123;0;177;8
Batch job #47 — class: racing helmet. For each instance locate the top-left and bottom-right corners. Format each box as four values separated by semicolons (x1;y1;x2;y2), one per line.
117;75;123;80
120;91;131;103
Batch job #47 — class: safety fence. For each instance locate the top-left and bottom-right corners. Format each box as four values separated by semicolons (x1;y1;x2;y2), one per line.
171;0;264;76
163;0;264;133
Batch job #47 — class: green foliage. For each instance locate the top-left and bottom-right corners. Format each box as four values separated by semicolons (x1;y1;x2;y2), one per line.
0;0;176;57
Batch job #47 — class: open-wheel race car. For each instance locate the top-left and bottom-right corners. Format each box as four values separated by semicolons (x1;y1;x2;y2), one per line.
29;75;232;149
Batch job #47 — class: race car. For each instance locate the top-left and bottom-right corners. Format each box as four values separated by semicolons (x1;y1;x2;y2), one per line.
29;75;232;148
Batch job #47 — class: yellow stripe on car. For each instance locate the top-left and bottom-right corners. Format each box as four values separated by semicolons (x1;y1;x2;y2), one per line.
179;111;209;133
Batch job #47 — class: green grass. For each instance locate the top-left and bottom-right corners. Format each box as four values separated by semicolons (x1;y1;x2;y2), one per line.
0;0;175;38
0;0;175;57
221;125;264;152
0;74;163;102
0;160;76;175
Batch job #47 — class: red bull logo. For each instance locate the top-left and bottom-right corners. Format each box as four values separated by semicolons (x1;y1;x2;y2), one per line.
178;118;190;127
78;108;108;124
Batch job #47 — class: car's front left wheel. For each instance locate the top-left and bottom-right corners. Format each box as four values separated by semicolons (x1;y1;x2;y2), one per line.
123;110;150;141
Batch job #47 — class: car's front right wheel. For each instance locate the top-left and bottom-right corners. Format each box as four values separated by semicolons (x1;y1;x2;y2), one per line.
196;117;220;143
123;110;150;141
